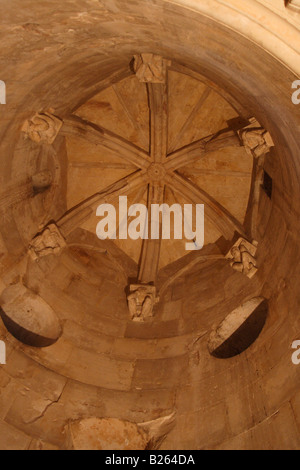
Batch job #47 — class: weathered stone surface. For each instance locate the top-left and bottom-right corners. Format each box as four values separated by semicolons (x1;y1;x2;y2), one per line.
66;417;148;450
65;414;175;450
29;224;66;261
22;112;63;145
32;171;53;193
0;0;299;453
239;118;274;158
29;439;59;450
0;420;31;450
127;284;158;322
133;54;171;83
226;238;258;278
139;412;176;450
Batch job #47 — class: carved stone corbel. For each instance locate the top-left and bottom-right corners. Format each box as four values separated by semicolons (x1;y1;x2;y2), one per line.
133;53;171;83
22;111;63;144
29;223;66;261
127;284;159;322
226;238;258;279
238;118;274;158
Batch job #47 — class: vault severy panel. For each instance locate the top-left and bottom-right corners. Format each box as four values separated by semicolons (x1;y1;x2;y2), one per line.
66;137;133;208
75;75;150;152
179;146;253;224
168;71;239;152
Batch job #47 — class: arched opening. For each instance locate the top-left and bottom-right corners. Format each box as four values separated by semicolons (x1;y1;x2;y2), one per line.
208;298;268;359
0;284;62;348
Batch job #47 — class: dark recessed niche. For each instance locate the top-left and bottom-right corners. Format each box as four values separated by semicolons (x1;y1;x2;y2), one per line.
210;299;268;359
262;170;273;199
0;284;62;348
0;308;59;348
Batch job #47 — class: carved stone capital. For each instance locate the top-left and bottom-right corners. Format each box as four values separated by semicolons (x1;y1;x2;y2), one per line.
22;111;62;144
127;284;158;322
226;238;258;279
238;118;274;158
29;223;66;261
133;54;171;83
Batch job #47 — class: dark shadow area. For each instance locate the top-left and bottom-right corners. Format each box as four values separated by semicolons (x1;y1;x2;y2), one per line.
262;170;273;199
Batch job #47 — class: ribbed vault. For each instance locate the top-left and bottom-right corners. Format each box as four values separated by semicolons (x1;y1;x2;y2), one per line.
0;0;300;451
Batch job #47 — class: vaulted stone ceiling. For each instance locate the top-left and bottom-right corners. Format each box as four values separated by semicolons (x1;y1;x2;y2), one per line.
64;67;253;269
0;0;300;452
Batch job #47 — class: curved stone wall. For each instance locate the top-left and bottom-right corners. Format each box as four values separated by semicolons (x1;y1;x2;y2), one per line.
0;0;300;450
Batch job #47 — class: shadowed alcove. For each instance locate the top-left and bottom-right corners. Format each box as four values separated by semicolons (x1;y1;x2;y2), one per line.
0;0;299;451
